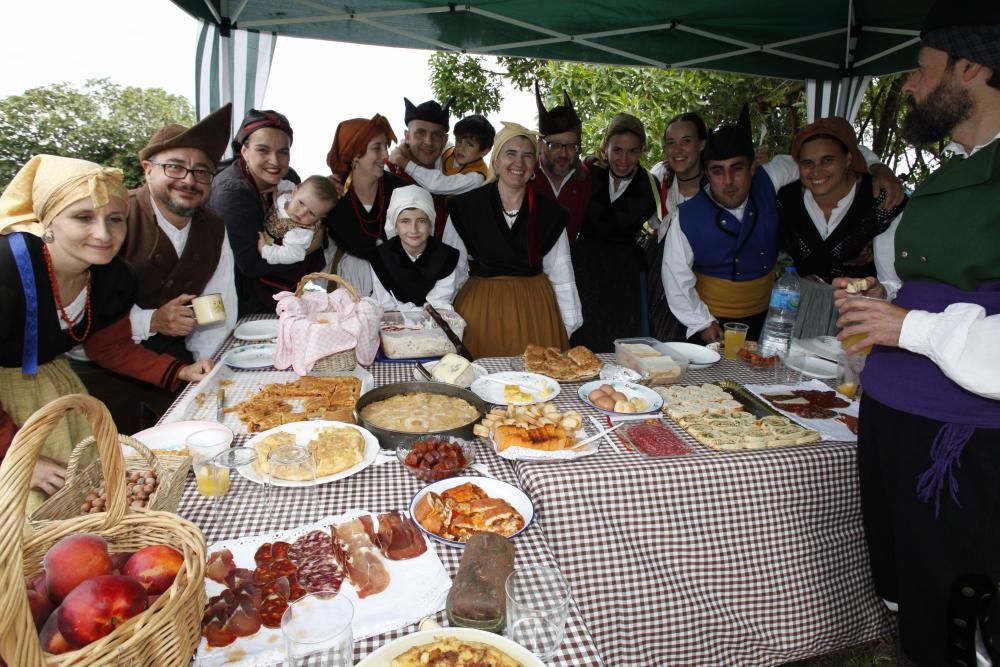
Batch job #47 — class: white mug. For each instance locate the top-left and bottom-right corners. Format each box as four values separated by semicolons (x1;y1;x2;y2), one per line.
191;293;226;325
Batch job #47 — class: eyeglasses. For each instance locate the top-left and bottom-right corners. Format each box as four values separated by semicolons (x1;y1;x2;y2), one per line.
148;161;215;184
541;138;581;153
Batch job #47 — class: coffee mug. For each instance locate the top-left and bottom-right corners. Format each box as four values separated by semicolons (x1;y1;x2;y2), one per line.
191;293;226;325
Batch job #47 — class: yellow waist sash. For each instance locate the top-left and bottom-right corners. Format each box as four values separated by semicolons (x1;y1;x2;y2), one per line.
694;271;774;318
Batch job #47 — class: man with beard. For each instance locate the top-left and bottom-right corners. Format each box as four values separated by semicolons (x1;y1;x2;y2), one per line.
531;85;592;243
76;104;237;432
833;2;1000;664
663;106;902;343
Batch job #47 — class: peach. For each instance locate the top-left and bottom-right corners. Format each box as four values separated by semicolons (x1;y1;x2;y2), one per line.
30;570;49;599
28;589;55;631
44;533;113;602
57;575;148;648
122;545;183;595
39;611;73;655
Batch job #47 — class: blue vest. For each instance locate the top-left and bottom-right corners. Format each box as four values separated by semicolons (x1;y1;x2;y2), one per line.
678;169;780;281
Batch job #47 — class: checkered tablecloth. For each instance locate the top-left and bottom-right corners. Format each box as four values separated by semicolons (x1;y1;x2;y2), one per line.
169;319;605;665
472;354;894;667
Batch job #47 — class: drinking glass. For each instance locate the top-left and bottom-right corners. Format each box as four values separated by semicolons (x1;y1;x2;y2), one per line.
266;444;318;530
840;295;887;355
209;447;270;539
837;352;866;398
186;428;232;498
505;566;571;661
774;349;805;385
723;322;749;360
282;592;354;667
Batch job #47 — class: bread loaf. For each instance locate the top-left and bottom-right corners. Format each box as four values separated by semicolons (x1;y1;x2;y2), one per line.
493;424;573;452
446;532;515;630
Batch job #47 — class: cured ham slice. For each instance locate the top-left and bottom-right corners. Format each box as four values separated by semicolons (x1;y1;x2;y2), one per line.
205;549;236;584
375;511;428;560
332;518;391;598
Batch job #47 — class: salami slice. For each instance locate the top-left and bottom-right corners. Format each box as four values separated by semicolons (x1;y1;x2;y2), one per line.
258;596;288;629
623;423;692;456
296;557;345;594
287;530;333;566
254;543;274;567
272;541;291;559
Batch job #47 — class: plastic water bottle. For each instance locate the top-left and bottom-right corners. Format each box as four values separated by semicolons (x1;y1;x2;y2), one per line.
758;267;801;358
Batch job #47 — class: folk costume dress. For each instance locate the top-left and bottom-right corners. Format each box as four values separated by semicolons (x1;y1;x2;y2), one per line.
858;135;1000;665
442;182;582;357
369;236;459;311
0;233;186;508
777;172;905;337
570;163;657;352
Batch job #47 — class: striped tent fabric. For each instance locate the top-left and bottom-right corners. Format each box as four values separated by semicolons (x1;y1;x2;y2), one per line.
805;75;873;123
195;20;277;159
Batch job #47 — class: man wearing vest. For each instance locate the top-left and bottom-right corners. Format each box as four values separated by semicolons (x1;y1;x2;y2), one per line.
77;104;237;433
662;106;902;343
531;85;592;244
834;2;1000;664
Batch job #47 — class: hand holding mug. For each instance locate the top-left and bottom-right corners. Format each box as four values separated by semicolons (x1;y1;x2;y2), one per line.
151;293;197;337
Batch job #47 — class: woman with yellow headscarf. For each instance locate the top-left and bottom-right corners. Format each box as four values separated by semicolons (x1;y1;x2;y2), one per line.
442;122;583;357
0;155;212;508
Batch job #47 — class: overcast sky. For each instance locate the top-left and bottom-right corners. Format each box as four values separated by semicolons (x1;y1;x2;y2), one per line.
2;0;537;177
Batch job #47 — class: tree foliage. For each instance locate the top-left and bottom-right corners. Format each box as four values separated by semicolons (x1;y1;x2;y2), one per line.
430;53;935;188
0;78;194;190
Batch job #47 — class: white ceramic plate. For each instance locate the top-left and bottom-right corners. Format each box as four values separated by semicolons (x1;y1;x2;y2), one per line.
130;420;233;452
470;372;560;405
408;476;534;548
357;627;545;667
410;360;489;388
658;342;721;369
578;380;664;416
233;319;279;342
239;420;379;487
795;335;842;361
223;344;276;370
785;353;838;379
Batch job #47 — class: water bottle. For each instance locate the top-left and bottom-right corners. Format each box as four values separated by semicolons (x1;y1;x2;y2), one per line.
758;267;801;358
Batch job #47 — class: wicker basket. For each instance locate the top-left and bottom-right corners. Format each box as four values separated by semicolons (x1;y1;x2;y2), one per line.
0;394;206;666
28;434;193;526
294;271;359;371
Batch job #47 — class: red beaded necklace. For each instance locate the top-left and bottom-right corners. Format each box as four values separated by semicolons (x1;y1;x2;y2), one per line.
42;243;92;343
349;178;386;238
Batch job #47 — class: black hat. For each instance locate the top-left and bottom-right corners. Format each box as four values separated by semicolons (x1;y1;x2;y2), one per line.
702;104;755;165
920;0;1000;71
535;83;582;136
454;114;496;149
403;97;454;130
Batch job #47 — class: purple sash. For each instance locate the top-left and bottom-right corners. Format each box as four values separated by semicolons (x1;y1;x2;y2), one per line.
862;280;1000;515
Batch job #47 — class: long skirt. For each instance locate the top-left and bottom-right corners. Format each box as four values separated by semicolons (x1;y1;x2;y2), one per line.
0;357;94;510
644;234;686;342
455;274;568;358
570;239;644;353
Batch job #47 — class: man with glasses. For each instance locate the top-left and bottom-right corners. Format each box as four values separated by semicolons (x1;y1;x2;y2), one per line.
77;104;236;432
532;85;592;243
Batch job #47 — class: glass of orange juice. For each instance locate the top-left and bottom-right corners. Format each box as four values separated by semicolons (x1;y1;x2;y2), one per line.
186;428;233;497
723;322;749;360
840;295;887;355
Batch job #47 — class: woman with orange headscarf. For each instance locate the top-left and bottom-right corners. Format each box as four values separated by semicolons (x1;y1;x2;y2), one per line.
323;114;409;296
0;155;211;508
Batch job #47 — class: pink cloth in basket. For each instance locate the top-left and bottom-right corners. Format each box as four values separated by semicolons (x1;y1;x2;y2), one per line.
273;289;383;374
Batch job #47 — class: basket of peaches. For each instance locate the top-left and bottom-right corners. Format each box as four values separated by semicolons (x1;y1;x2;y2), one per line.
0;395;205;667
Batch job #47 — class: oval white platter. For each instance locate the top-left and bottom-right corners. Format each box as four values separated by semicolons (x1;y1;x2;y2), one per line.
408;476;534;548
130;420;232;453
233;319;279;342
223;344;276;370
578;380;664;416
470;371;560;405
239;420;379;487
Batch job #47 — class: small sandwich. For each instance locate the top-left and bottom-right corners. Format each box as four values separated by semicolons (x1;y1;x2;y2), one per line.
845;278;869;294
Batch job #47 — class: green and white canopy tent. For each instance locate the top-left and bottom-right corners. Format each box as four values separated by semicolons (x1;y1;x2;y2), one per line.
172;0;934;143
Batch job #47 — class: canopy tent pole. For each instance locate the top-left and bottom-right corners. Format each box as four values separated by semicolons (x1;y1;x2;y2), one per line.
195;20;277;160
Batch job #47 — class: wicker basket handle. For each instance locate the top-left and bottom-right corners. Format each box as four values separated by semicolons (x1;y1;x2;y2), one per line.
0;395;127;534
294;271;360;301
65;433;160;483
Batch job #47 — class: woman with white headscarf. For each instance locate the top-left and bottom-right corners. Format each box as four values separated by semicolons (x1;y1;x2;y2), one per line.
442;122;582;357
0;155;211;508
369;184;459;312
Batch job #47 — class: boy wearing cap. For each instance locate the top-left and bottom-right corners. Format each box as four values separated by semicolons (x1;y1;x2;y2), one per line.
832;1;1000;662
392;114;494;197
